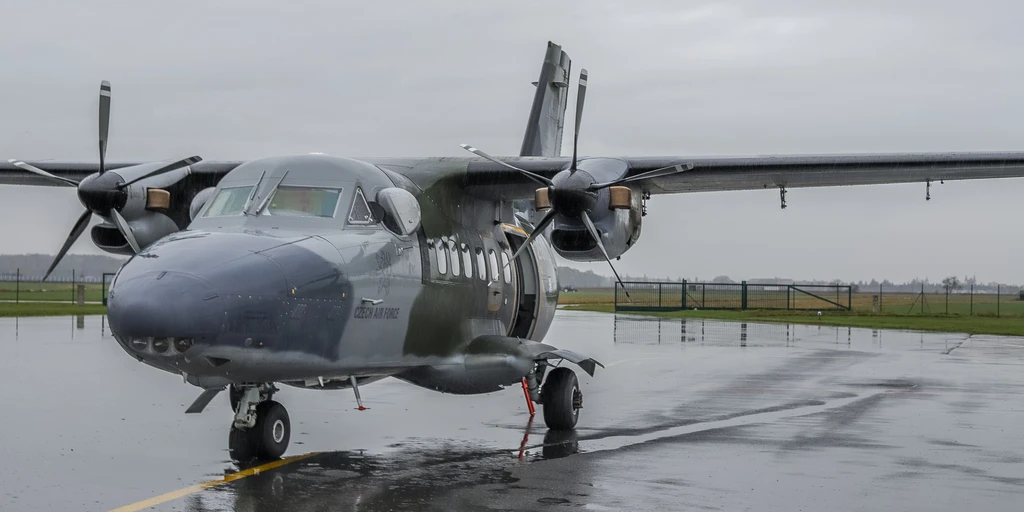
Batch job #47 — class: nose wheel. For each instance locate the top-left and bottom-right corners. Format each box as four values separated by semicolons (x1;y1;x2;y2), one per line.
228;386;291;461
540;367;582;430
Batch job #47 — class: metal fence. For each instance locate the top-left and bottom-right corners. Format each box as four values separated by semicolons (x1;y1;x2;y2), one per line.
0;269;105;304
615;281;852;312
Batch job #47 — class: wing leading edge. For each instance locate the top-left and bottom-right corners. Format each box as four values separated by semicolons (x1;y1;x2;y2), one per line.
457;151;1024;199
621;151;1024;194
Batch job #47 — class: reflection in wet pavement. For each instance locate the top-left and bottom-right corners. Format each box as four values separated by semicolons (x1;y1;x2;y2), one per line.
2;312;1023;511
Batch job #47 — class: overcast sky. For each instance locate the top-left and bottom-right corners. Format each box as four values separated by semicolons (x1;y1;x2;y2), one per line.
2;0;1024;284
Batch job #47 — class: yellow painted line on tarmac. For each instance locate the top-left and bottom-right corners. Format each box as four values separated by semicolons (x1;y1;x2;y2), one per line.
108;452;318;512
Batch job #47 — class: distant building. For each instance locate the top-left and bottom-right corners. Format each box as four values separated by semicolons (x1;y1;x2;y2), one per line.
748;278;795;291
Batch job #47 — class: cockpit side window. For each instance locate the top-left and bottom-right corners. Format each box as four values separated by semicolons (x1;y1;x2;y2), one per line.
347;188;375;225
203;185;253;217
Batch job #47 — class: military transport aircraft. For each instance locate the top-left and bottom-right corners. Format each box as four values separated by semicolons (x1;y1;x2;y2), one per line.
4;41;1024;461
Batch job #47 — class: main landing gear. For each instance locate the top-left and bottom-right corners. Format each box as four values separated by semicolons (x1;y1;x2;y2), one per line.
228;383;291;461
524;365;583;430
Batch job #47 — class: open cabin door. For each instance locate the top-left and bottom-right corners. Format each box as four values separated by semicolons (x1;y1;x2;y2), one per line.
501;224;542;339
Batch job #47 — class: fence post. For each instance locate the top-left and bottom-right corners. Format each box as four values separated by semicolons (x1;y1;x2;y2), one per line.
71;269;76;303
879;283;883;313
787;286;791;310
658;283;663;308
613;282;618;311
998;285;1001;317
681;279;687;309
741;281;748;310
970;284;973;316
15;268;19;304
945;285;949;315
848;285;852;311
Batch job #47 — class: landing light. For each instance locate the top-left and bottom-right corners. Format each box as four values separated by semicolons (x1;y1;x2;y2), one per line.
174;337;194;353
152;337;170;354
130;337;150;351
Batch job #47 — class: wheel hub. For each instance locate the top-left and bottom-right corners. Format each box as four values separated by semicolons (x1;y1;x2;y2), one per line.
272;419;285;443
572;386;583;410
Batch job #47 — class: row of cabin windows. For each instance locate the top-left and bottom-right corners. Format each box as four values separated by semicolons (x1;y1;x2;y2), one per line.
434;238;511;284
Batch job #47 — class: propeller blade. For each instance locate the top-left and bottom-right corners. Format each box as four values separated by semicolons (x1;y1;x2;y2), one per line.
118;156;201;188
589;163;695;191
514;212;535;233
580;212;631;302
99;80;111;175
110;208;140;253
460;144;553;186
507;209;558;265
42;209;93;282
7;159;80;187
570;69;587;172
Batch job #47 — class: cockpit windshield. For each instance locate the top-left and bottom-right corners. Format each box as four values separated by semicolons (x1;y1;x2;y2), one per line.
203;186;253;217
264;186;342;218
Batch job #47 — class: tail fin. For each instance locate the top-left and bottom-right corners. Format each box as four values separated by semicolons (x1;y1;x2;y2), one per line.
520;41;571;157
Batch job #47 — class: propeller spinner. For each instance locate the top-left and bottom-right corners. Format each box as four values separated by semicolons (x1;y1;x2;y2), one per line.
9;81;201;280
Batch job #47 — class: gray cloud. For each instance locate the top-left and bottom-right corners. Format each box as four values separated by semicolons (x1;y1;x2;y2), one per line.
2;0;1024;283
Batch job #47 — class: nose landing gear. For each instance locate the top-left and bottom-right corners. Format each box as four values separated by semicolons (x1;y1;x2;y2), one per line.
228;383;291;461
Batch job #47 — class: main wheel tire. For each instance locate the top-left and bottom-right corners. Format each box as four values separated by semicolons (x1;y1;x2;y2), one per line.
541;367;581;430
251;400;290;460
228;425;255;462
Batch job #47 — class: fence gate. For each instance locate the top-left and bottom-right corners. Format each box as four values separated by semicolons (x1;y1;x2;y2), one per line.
616;281;851;312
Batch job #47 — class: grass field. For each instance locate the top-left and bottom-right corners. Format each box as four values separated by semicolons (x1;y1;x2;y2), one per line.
0;302;107;317
559;288;1024;336
0;281;106;303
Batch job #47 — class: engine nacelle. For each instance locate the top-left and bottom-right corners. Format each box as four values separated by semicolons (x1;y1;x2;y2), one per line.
89;180;183;254
91;212;180;255
544;185;643;262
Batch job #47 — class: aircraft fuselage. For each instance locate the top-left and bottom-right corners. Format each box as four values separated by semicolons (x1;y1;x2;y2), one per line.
106;154;559;395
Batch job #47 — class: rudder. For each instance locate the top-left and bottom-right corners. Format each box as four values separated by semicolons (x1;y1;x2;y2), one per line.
520;41;571;157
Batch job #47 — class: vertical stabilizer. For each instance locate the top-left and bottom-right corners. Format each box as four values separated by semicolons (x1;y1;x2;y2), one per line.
520;42;571;157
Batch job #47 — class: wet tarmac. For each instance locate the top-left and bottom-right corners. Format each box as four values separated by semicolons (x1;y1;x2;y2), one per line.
2;311;1023;511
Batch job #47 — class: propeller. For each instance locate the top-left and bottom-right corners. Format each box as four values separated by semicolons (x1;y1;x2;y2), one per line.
588;162;694;190
110;208;140;253
118;156;201;188
459;144;551;186
570;69;587;173
462;69;638;300
99;80;111;175
7;159;81;187
12;80;202;280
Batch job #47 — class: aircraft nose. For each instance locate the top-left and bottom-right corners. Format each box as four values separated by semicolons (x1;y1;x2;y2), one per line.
106;232;293;342
107;270;224;340
106;231;348;365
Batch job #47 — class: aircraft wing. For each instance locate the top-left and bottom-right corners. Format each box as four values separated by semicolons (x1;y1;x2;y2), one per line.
618;152;1024;194
463;151;1024;197
0;160;243;187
